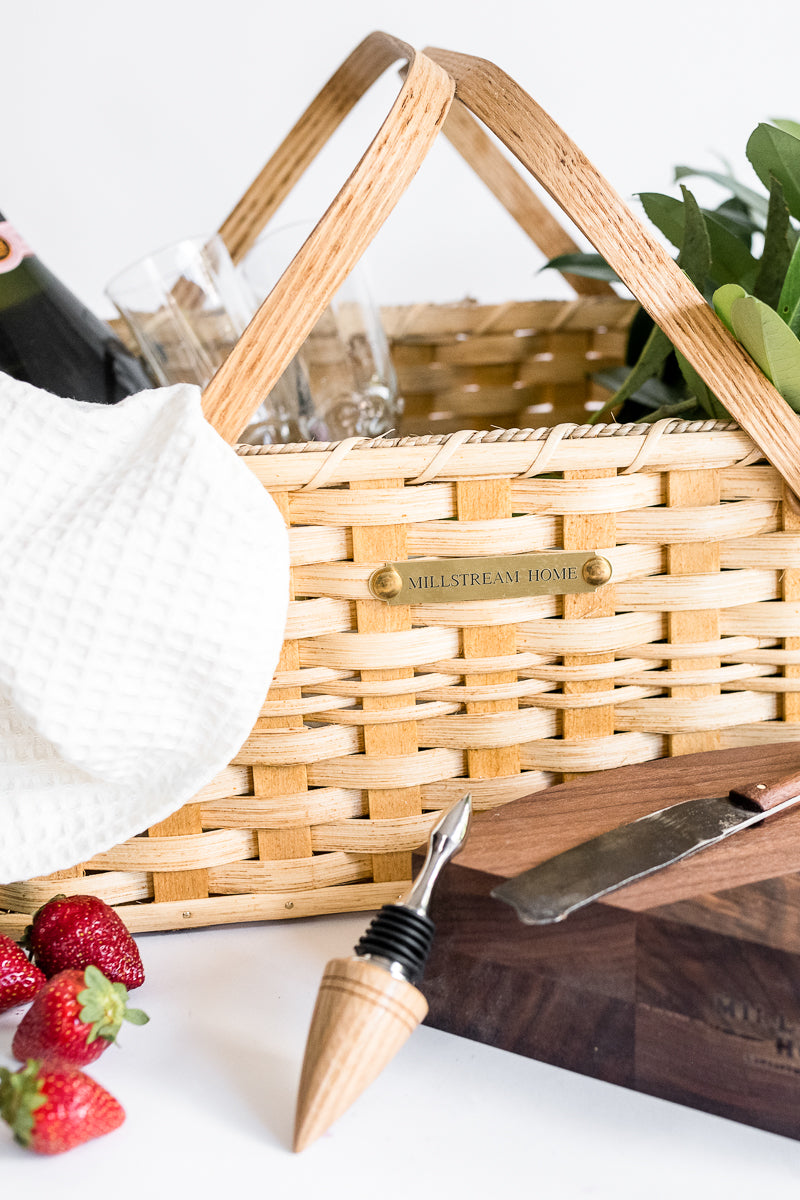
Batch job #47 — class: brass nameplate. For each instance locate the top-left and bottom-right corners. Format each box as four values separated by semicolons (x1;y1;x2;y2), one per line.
368;553;612;605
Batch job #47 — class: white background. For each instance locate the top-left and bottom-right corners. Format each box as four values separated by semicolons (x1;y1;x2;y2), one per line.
4;917;800;1199
6;0;800;317
7;2;800;1191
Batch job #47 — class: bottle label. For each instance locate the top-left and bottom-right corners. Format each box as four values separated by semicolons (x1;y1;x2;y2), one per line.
0;220;33;274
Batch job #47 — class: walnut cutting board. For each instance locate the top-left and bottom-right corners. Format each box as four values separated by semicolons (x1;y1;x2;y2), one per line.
421;743;800;1140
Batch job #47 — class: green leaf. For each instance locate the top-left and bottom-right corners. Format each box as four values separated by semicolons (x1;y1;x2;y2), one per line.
624;306;657;364
771;118;800;140
723;291;800;410
541;252;621;283
676;186;711;288
0;1061;46;1148
588;322;674;422
747;123;800;221
713;283;747;334
712;197;758;246
638;192;685;248
76;963;148;1046
638;191;759;291
753;175;793;308
674;350;728;420
626;397;703;422
123;1007;150;1026
778;236;800;335
83;964;106;988
593;368;680;409
674;165;769;223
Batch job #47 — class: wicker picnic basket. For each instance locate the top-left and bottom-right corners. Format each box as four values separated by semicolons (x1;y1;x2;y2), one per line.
4;33;800;937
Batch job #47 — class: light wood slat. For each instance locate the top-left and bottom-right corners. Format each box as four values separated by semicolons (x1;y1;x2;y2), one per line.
0;873;151;911
518;612;666;654
306;748;465;789
455;479;521;787
253;492;313;866
783;485;800;722
148;804;210;904
425;46;800;498
29;863;86;887
561;468;616;781
204;39;455;442
440;98;613;297
666;471;722;756
521;732;665;772
512;474;662;513
201;788;366;829
380;297;634;339
351;479;421;883
16;42;800;938
237;427;757;491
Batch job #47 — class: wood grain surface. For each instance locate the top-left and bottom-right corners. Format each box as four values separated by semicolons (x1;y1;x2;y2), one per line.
454;740;800;910
425;46;800;499
422;742;800;1139
204;35;455;442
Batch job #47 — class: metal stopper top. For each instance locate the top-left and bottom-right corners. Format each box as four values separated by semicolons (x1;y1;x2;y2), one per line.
353;793;473;983
402;792;473;918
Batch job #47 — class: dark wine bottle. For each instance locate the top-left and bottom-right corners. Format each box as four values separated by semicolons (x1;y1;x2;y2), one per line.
0;211;154;403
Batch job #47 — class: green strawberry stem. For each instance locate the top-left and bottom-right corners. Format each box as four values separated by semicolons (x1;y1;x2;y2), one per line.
78;965;148;1045
0;1060;47;1147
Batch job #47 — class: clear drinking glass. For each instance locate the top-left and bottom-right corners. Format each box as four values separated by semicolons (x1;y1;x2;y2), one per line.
106;234;252;387
106;233;312;443
106;227;400;444
240;222;401;442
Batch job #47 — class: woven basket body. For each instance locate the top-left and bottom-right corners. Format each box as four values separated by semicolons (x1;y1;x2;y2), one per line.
381;297;633;436
3;330;792;935
4;39;800;936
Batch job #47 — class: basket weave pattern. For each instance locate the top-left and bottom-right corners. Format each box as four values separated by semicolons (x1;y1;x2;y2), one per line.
3;304;795;935
381;297;632;435
6;29;800;935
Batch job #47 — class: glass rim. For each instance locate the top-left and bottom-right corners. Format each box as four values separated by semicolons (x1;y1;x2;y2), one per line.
104;231;229;300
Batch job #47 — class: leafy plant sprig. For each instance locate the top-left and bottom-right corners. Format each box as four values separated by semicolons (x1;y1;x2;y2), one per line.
545;120;800;423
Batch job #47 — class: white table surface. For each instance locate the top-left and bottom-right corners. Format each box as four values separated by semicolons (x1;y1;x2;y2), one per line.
3;910;800;1197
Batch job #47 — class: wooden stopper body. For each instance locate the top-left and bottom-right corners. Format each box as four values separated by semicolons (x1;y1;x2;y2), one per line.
293;955;429;1152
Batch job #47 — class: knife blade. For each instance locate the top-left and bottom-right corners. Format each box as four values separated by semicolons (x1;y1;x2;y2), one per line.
491;767;800;924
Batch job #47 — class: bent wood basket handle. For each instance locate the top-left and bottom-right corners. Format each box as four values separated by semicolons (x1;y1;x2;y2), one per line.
215;31;604;296
423;46;800;498
201;32;608;443
437;97;612;298
201;34;455;444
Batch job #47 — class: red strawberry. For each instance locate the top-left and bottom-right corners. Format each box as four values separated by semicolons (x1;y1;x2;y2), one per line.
0;1059;124;1154
25;894;144;989
0;933;45;1013
12;965;148;1068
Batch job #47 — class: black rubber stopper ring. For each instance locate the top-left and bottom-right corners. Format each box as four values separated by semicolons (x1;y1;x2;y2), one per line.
354;904;435;984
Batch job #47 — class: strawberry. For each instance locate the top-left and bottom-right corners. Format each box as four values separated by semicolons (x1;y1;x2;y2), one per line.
0;933;45;1013
12;965;148;1068
25;894;145;989
0;1059;124;1154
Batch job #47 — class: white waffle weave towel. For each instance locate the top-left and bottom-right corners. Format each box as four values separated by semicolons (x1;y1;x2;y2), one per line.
0;375;289;882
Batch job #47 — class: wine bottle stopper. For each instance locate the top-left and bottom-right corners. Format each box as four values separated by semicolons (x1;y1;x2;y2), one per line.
293;794;472;1152
353;791;473;983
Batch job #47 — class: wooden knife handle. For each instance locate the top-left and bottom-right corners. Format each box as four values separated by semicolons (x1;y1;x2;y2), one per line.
730;770;800;812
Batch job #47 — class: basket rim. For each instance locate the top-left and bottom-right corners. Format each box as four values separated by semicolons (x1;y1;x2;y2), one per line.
233;419;763;491
235;418;744;456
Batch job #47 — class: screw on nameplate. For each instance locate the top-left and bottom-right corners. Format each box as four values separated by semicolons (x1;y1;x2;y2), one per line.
369;564;403;601
582;555;613;587
368;552;614;604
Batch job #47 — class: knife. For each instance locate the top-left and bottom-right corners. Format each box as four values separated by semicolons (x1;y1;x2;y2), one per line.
491;767;800;924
